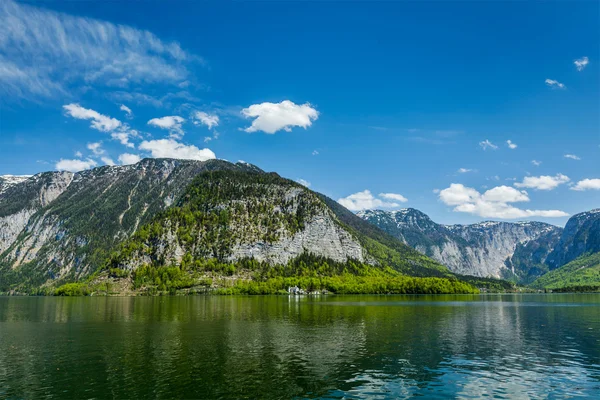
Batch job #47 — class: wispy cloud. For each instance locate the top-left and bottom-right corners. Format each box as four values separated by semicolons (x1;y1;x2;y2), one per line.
564;154;581;160
506;140;517;149
545;79;565;89
0;0;201;102
147;116;185;138
531;160;542;166
458;168;474;174
120;104;133;118
296;179;311;187
574;56;589;72
479;139;498;150
63;103;137;147
192;111;219;129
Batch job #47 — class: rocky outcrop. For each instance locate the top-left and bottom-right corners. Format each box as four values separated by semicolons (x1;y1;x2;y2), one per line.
229;214;367;265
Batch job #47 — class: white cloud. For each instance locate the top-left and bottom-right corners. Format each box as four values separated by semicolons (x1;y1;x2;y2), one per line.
337;190;401;212
479;140;498;150
312;150;319;156
63;104;121;132
101;157;115;166
458;168;473;174
87;142;104;155
574;56;589;72
120;104;132;117
564;154;581;160
118;153;141;165
55;158;97;172
379;192;408;202
296;179;311;187
138;139;215;161
531;160;542;166
75;151;83;158
0;0;198;102
571;178;600;191
110;130;137;148
192;111;219;129
514;174;570;190
545;79;565;89
241;100;319;134
506;140;517;149
147;116;185;138
439;183;568;219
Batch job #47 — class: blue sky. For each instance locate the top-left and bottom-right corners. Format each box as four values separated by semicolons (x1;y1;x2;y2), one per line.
1;0;598;226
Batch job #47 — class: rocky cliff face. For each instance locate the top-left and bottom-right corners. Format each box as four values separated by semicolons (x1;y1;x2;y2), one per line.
114;177;371;272
0;172;73;254
357;209;563;280
545;209;600;269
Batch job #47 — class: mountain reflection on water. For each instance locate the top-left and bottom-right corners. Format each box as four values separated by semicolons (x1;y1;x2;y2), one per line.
0;294;598;399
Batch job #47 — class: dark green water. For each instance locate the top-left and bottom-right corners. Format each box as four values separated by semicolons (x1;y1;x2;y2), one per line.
0;294;598;399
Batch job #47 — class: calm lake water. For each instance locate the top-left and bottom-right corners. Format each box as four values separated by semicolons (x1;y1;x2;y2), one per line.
0;294;598;399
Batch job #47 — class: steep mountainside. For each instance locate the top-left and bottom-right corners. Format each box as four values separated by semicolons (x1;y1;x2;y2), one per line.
545;209;600;270
0;159;261;290
357;209;562;280
0;160;452;293
532;252;600;290
109;170;450;277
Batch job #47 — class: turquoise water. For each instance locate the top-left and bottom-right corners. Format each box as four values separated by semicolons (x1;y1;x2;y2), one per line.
0;294;598;399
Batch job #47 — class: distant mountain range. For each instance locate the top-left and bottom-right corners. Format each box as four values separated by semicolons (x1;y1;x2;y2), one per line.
357;208;600;286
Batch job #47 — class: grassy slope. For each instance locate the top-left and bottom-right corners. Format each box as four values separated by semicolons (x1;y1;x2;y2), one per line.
531;252;600;290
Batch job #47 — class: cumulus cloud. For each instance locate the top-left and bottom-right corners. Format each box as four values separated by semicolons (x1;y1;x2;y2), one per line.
564;154;581;160
55;158;97;172
531;160;542;166
63;104;121;132
545;79;565;89
514;174;570;190
147;116;185;138
192;111;219;129
571;178;600;191
0;0;198;102
120;104;133;117
439;183;568;219
574;56;589;71
296;179;311;187
479;140;498;150
241;100;319;134
337;190;403;212
87;142;104;155
506;140;517;149
101;157;115;166
138;139;215;161
379;193;408;202
118;153;141;165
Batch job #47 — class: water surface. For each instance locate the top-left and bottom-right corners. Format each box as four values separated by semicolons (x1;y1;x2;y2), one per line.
0;294;598;399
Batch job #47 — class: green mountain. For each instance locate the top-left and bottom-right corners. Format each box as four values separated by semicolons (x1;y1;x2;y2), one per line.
531;252;600;290
1;159;478;295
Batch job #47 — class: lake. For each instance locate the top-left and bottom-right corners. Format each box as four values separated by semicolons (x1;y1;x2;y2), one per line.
0;294;598;399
